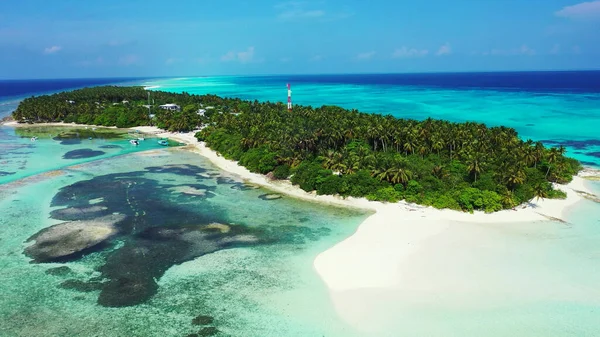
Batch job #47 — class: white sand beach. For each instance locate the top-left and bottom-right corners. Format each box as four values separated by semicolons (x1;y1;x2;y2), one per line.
130;126;600;336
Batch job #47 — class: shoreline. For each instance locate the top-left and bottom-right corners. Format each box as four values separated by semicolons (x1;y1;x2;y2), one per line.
5;122;599;294
4;121;597;223
130;126;597;223
128;126;600;301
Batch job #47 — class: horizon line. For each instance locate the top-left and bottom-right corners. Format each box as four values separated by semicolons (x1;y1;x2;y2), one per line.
2;68;600;82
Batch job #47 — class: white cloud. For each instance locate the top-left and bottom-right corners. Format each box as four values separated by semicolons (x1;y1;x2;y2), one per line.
356;51;376;60
392;47;429;58
436;43;451;56
237;46;255;63
118;54;140;66
556;1;600;19
519;44;535;55
486;45;536;56
221;47;256;63
220;51;235;62
43;45;61;54
276;2;324;20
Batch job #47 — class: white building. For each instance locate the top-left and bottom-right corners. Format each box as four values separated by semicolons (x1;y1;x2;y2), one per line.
159;104;181;111
197;108;206;116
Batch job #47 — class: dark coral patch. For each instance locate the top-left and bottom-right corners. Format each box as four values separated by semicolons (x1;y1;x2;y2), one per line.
230;183;259;191
145;164;207;176
192;315;214;325
63;148;105;159
198;327;219;336
541;139;600;150
45;266;73;276
216;176;237;185
99;145;123;149
59;279;104;292
259;193;282;200
53;137;82;145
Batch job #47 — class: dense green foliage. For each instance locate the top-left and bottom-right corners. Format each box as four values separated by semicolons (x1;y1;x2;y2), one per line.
13;86;223;132
196;98;580;212
14;86;581;212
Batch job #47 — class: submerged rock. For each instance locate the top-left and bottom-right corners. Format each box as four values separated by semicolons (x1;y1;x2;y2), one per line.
45;266;73;276
169;186;208;196
198;327;218;336
96;223;266;307
216;176;237;185
192;315;214;325
230;183;259;191
97;275;158;307
54;137;82;145
24;214;126;262
204;223;230;233
63;148;105;159
59;279;103;292
258;193;282;200
50;205;109;221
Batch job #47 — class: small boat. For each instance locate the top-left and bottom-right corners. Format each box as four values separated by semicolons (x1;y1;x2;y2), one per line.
30;136;38;142
158;140;168;146
130;139;139;146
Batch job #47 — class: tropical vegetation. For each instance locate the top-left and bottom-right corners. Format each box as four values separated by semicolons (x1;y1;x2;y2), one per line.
13;86;580;212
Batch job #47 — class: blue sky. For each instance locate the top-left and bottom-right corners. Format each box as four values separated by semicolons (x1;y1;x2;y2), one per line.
1;0;600;79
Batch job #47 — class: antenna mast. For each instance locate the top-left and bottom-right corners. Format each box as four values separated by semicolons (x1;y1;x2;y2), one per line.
287;83;292;111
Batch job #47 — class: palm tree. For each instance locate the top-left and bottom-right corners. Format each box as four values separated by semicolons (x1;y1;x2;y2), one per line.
546;147;560;178
505;166;526;192
390;167;412;186
431;165;447;180
501;190;517;208
466;152;485;182
532;183;549;202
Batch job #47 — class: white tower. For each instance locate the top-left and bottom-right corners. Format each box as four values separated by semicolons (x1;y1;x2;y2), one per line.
287;83;292;111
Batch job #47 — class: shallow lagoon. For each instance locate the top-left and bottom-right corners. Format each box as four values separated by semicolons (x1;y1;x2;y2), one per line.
0;126;167;184
0;137;369;337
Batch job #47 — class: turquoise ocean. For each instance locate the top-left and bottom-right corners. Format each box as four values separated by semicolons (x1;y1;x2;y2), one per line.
1;73;599;336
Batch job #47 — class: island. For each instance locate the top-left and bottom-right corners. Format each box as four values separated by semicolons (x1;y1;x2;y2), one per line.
12;85;581;213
